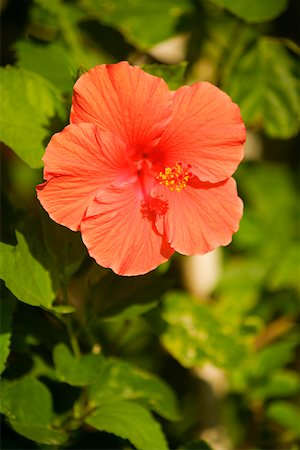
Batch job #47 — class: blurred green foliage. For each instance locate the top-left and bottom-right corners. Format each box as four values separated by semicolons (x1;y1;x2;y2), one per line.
1;0;299;449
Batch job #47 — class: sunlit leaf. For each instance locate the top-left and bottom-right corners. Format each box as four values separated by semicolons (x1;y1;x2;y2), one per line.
81;0;192;49
0;377;67;444
0;66;65;168
0;296;16;375
88;358;180;421
85;400;169;450
53;343;104;386
210;0;288;23
161;292;248;369
0;232;55;308
223;38;300;138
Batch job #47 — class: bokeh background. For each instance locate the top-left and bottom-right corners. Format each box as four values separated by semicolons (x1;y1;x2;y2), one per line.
1;1;299;449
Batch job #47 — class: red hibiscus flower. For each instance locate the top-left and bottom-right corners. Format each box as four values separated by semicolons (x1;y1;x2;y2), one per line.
37;62;245;276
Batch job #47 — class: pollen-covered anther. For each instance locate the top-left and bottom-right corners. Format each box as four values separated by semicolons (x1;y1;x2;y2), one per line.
156;162;192;192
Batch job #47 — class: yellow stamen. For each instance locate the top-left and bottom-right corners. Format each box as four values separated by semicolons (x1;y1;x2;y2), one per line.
156;162;192;192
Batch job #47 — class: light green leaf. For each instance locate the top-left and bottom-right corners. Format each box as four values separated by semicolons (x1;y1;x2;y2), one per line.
88;358;180;421
161;292;247;369
0;232;55;308
0;66;65;168
15;40;75;93
0;377;67;444
53;343;104;386
50;305;76;314
0;296;16;375
142;63;187;90
81;0;192;49
222;38;300;138
85;400;169;450
267;401;300;437
210;0;288;23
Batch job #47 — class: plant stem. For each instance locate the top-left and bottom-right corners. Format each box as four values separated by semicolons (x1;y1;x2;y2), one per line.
66;316;81;358
61;268;81;358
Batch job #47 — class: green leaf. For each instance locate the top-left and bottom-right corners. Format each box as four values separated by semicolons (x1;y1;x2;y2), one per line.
0;296;16;374
234;163;299;301
30;0;109;69
180;440;214;450
0;66;65;168
267;401;300;437
53;343;104;386
0;377;67;444
210;0;288;23
251;337;299;379
222;38;300;138
50;305;76;314
81;0;192;49
0;232;55;308
15;40;75;93
142;63;187;90
85;400;169;450
103;301;158;322
253;370;300;400
216;258;266;316
88;358;180;421
268;244;300;292
161;292;247;369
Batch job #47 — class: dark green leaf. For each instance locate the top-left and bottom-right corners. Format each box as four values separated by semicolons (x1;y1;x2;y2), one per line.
53;343;104;386
88;358;180;421
0;232;56;308
180;439;214;450
0;66;65;168
0;377;67;444
223;38;300;138
85;400;169;450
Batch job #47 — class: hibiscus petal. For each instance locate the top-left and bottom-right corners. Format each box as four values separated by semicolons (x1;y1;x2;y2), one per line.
81;183;174;276
37;123;130;231
157;82;246;183
42;123;129;182
70;62;172;151
152;177;243;255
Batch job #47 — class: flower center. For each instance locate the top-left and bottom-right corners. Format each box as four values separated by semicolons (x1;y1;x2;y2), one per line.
156;162;192;192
